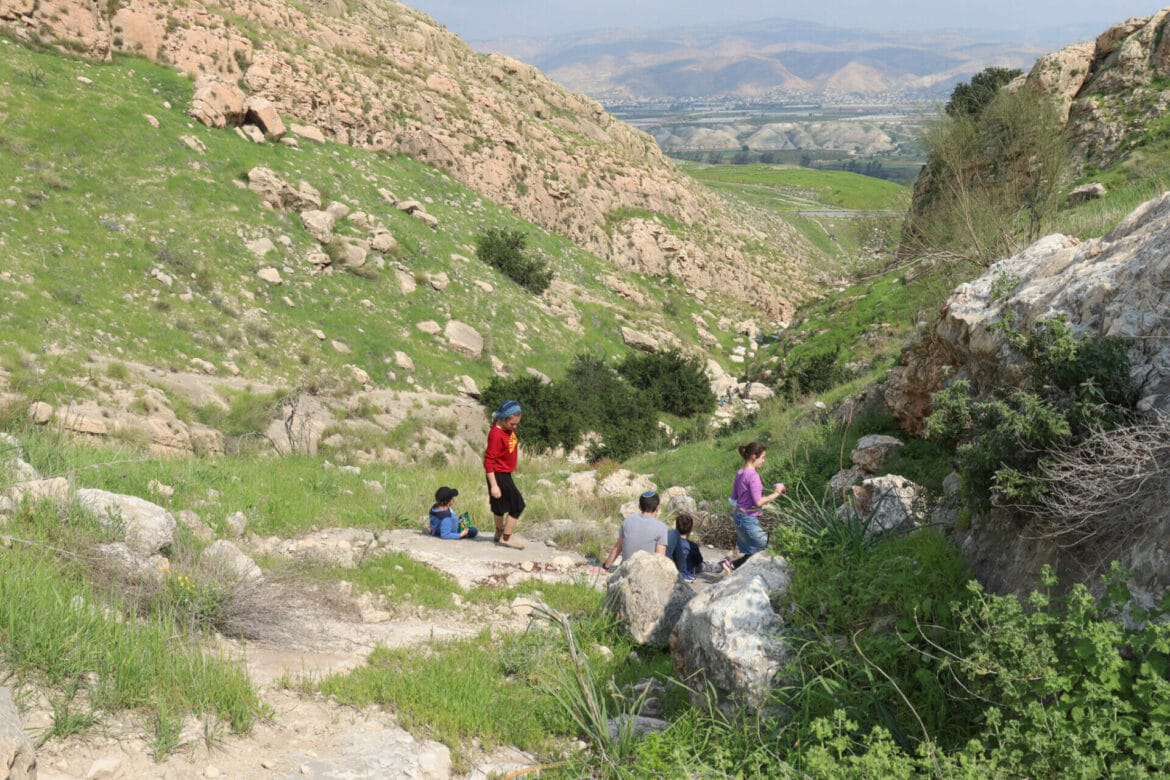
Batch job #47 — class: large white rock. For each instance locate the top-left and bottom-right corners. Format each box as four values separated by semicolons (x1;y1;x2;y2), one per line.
605;552;693;647
201;540;263;582
597;469;655;498
670;554;793;710
76;488;177;556
846;474;923;537
850;434;904;474
444;320;483;358
620;326;659;353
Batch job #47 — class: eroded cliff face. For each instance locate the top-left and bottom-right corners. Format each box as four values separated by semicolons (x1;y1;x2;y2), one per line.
1013;9;1170;172
887;191;1170;602
0;0;811;320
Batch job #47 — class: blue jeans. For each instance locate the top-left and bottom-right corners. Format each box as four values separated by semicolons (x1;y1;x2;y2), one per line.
733;510;768;555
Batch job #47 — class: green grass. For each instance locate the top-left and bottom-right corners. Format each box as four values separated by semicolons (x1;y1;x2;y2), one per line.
684;163;908;212
302;551;464;610
0;502;264;748
308;586;678;772
0;38;745;408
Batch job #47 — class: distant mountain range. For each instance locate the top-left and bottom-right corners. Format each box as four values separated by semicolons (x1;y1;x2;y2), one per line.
475;19;1105;103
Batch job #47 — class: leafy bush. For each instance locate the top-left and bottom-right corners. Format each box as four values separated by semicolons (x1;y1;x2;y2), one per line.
927;380;1071;504
938;566;1170;776
479;375;581;453
617;349;715;417
564;354;628;433
561;354;659;461
944;66;1022;118
925;318;1137;505
474;227;553;295
781;347;842;400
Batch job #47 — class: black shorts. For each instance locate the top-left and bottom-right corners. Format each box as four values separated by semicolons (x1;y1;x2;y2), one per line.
488;471;525;518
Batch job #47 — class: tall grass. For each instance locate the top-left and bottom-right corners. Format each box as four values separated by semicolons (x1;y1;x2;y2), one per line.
0;545;263;745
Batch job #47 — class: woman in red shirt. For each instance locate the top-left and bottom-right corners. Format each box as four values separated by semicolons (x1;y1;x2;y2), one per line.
485;399;526;549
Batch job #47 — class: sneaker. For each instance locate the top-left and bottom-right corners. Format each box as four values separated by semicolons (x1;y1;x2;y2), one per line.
680;572;696;582
720;558;734;574
498;537;526;550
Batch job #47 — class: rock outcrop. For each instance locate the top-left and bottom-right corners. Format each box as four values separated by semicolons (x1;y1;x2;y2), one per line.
888;191;1170;603
889;192;1170;435
0;686;35;780
0;0;810;319
1011;10;1170;172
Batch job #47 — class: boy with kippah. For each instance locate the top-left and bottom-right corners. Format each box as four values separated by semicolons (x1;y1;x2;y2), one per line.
600;490;668;572
485;399;526;549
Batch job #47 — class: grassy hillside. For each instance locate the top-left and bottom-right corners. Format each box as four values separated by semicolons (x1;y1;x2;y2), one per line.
684;163;908;211
0;39;759;412
677;162;908;278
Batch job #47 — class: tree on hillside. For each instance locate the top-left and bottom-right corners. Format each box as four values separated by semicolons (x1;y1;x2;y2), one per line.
616;350;714;417
474;227;553;295
904;85;1068;270
479;375;579;453
945;67;1023;118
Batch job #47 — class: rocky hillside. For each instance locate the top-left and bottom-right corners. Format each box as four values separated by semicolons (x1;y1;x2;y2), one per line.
0;0;816;320
885;190;1170;604
1017;8;1170;173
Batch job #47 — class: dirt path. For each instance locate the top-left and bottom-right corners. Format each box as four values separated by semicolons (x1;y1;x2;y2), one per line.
34;530;600;779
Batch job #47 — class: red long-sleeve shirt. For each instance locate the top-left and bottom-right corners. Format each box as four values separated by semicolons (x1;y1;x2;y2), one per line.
483;424;518;473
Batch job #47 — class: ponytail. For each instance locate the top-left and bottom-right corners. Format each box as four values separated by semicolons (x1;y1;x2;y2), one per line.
738;442;766;462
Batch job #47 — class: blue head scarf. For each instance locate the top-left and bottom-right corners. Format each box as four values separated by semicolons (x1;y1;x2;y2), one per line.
494;400;522;419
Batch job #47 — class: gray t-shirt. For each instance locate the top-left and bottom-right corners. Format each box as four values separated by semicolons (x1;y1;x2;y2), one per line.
619;513;669;562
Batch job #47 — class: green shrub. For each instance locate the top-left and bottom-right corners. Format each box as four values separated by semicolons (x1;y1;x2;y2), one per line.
781;348;842;400
938;566;1170;776
616;349;715;417
944;66;1023;118
474;227;553;295
564;354;626;433
479;375;580;453
150;572;230;631
925;318;1137;505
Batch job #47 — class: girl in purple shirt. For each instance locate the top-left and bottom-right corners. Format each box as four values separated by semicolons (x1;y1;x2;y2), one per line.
723;442;786;571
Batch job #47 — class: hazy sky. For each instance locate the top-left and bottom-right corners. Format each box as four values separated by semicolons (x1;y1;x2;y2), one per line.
404;0;1167;40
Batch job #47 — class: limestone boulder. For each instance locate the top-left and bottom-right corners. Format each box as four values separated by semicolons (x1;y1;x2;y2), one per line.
670;554;793;710
620;326;659;353
444;320;483;358
0;686;35;780
597;469;655;499
889;193;1170;434
1068;182;1107;203
845;475;923;537
605;552;693;647
94;542;167;583
77;489;177;556
201;540;263;582
245;95;286;138
6;477;71;508
301;209;336;244
189;76;246;128
248;167;321;212
565;470;598;498
850;434;904;474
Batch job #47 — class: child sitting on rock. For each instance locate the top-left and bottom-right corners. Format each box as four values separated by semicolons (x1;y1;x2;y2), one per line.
667;512;719;581
426;486;478;540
